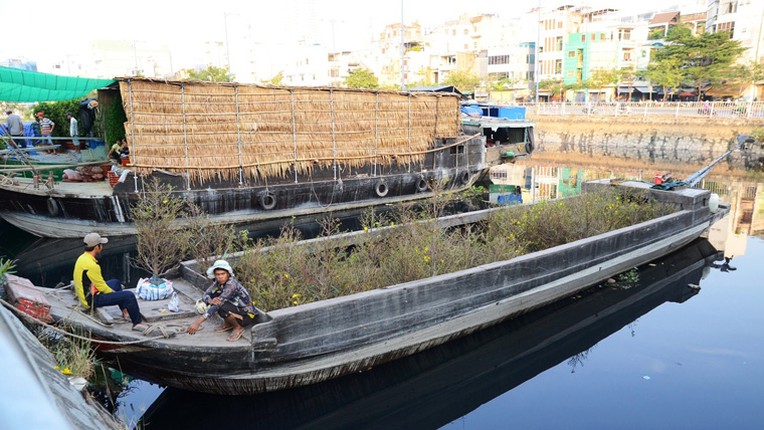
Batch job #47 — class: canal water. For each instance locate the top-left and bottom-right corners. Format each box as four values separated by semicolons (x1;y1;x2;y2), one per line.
1;165;762;430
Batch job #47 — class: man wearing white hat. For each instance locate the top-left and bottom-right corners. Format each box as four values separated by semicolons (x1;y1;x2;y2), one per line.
186;259;256;342
73;233;147;332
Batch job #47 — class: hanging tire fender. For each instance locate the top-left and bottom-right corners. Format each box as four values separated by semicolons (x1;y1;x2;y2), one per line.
458;170;471;185
47;197;60;216
415;177;428;192
374;181;389;198
260;192;277;210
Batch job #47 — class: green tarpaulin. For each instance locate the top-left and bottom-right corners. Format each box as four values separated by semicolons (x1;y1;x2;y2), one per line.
0;66;115;102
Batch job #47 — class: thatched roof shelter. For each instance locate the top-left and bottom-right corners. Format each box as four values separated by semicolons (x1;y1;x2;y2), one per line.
118;78;461;184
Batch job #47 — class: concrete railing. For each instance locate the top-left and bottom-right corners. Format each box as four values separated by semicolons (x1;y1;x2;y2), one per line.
526;101;764;119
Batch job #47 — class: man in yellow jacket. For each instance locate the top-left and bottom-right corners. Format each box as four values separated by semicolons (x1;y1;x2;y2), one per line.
73;233;146;332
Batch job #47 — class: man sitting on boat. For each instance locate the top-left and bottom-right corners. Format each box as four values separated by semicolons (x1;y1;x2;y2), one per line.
186;260;256;342
73;233;147;332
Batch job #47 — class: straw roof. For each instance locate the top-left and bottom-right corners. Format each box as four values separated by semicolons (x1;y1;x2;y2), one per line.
118;78;461;184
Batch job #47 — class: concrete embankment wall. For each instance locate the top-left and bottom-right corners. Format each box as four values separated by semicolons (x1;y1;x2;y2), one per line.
529;116;764;169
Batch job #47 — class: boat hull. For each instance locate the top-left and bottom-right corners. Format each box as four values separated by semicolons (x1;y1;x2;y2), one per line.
0;135;499;238
41;182;728;394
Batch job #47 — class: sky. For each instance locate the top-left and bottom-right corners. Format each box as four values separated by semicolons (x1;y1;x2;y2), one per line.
1;0;706;72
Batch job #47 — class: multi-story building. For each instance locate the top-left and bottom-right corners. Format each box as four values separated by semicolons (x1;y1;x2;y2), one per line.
706;0;764;99
561;9;642;101
369;22;427;87
538;5;585;85
90;40;174;79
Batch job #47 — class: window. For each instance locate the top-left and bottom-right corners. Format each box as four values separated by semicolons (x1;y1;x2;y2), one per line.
623;50;632;61
717;21;735;38
556;36;563;51
581;34;586;42
568;51;576;58
555;59;562;74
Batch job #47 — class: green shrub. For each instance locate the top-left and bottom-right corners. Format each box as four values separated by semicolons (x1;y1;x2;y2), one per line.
234;187;676;311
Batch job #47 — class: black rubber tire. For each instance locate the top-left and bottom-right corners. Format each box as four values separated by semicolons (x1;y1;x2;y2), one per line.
459;170;470;185
375;181;389;198
47;197;60;216
416;178;428;192
260;192;277;210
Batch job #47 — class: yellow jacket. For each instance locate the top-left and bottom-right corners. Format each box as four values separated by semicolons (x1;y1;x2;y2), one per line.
73;252;114;309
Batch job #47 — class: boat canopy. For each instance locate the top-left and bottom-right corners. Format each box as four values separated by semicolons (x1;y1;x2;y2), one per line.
0;66;115;102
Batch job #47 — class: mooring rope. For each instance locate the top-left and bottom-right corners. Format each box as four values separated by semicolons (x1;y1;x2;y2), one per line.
0;298;174;345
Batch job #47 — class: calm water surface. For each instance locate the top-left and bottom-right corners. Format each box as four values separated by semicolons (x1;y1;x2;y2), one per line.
1;168;762;430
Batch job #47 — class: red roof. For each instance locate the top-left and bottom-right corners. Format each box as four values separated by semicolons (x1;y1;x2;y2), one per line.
650;11;679;25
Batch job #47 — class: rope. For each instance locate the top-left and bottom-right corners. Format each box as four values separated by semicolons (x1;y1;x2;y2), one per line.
0;298;171;345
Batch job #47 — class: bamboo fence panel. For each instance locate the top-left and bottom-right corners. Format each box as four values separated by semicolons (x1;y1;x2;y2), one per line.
119;78;460;183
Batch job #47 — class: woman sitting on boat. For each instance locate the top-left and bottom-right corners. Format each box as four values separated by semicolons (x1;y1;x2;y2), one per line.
186;260;257;342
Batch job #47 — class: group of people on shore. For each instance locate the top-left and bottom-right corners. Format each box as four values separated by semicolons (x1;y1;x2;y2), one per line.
73;233;255;342
3;100;97;151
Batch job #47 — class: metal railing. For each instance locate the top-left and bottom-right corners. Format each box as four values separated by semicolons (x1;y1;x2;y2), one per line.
527;101;764;119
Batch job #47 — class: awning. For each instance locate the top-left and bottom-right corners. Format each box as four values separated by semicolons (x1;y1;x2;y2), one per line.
0;66;115;102
618;86;653;94
705;84;741;97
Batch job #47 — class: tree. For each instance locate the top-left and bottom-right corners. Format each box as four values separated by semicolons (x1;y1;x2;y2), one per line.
442;70;481;94
728;61;764;100
132;179;191;278
641;58;683;101
183;65;234;82
344;68;379;89
264;72;284;86
617;66;639;101
538;79;566;101
588;68;619;99
654;26;745;98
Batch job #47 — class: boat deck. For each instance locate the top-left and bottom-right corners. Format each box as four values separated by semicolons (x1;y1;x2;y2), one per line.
43;278;251;348
0;176;114;197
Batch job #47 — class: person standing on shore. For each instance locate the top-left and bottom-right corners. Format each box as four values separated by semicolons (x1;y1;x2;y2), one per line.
66;112;80;154
4;110;24;146
36;112;55;146
73;233;147;332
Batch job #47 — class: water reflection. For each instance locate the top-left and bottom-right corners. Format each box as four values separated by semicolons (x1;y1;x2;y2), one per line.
138;238;720;430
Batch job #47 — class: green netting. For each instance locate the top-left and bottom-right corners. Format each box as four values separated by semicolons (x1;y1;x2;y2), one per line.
0;66;115;102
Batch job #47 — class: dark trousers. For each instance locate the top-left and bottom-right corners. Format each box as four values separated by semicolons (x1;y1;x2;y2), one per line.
218;302;256;327
92;279;141;325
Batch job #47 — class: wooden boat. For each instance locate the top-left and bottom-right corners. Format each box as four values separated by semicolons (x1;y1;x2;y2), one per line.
139;238;720;428
34;179;727;395
0;78;535;238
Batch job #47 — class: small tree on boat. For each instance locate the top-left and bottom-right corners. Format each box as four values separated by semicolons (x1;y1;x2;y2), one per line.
132;179;190;280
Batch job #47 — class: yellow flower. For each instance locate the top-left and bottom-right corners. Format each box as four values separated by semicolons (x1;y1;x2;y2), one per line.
293;300;299;305
283;273;290;279
424;246;429;253
162;199;169;204
363;226;369;232
62;367;72;375
291;293;301;299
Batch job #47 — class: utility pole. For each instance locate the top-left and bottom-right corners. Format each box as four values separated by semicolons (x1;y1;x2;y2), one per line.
400;0;405;91
535;0;541;104
224;13;233;82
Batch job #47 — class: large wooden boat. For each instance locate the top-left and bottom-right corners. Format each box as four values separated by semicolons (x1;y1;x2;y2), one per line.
33;180;727;394
139;237;720;428
0;78;534;238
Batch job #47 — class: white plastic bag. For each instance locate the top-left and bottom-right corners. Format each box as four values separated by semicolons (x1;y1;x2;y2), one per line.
167;292;179;312
136;277;174;301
